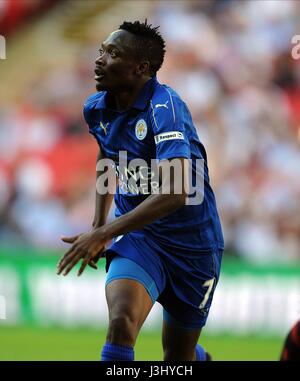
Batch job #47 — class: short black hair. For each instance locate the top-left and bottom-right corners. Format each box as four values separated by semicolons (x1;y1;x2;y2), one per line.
119;19;166;76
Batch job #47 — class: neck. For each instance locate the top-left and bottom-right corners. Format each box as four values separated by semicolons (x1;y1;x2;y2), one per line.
113;76;151;111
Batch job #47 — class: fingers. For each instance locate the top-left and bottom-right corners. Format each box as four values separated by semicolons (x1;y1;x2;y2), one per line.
57;244;81;275
87;248;105;269
57;240;106;276
57;248;100;276
88;260;98;270
58;233;84;271
92;253;101;264
57;246;85;275
61;252;83;276
77;254;91;277
61;235;80;244
57;245;77;270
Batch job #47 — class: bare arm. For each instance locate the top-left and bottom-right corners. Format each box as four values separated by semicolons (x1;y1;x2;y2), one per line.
92;149;116;229
58;157;189;276
102;157;189;238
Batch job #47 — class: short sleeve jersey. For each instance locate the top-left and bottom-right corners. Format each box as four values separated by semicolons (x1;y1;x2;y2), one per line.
83;76;224;255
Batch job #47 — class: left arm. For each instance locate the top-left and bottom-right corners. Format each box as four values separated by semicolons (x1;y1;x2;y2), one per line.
103;157;189;237
57;157;189;276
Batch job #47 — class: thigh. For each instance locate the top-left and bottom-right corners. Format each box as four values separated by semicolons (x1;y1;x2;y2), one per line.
106;255;160;306
106;278;154;329
105;255;158;343
162;317;201;360
105;232;166;297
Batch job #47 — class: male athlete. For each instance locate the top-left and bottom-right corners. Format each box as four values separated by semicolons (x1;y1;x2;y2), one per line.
57;20;224;361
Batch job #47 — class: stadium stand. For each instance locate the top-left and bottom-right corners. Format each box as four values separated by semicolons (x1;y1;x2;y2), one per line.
0;0;299;262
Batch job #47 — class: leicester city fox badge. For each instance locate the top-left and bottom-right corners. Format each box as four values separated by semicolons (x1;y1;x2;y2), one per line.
135;119;147;140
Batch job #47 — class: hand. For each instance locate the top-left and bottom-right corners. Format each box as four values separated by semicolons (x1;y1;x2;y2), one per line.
88;251;103;270
57;228;109;276
90;225;104;269
59;233;99;270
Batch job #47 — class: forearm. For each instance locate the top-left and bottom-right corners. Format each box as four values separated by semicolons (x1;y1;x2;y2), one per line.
98;157;189;240
92;149;116;228
93;191;114;228
103;192;185;240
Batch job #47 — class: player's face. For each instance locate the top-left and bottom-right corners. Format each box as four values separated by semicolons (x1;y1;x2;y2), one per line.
94;30;140;92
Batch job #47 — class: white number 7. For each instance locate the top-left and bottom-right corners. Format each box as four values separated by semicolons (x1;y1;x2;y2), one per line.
199;278;215;309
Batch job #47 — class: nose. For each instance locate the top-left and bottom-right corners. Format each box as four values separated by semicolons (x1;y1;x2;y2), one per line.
95;53;105;66
95;56;102;66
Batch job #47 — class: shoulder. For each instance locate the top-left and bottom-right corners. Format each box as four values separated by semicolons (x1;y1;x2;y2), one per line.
150;81;188;123
151;81;183;105
83;91;105;123
83;91;104;111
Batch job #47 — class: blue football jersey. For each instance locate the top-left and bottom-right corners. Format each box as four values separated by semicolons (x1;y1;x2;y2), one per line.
83;76;224;255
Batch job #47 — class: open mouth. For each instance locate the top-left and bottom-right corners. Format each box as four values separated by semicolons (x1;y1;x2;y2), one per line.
95;68;105;81
95;74;104;81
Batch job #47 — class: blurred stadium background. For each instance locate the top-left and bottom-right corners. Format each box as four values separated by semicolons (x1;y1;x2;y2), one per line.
0;0;300;360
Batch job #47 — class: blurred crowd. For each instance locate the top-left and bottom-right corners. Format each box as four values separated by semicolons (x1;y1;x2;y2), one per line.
0;0;300;262
0;0;57;36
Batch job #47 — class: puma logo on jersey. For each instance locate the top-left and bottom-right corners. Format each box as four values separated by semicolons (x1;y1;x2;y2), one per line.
155;101;169;109
100;121;109;135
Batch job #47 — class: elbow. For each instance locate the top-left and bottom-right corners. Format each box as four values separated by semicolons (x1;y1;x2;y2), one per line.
178;193;187;207
169;193;186;209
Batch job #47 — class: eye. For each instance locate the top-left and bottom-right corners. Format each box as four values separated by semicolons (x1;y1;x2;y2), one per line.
98;48;104;56
110;50;118;58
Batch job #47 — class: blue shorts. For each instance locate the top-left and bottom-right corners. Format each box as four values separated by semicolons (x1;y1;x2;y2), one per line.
106;256;160;304
105;231;223;330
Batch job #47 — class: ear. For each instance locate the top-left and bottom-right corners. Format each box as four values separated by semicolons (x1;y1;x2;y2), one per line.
136;61;150;76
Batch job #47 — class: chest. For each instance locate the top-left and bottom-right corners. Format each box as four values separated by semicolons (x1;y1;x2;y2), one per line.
91;109;155;162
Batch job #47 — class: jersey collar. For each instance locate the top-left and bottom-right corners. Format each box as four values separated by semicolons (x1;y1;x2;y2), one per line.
95;76;158;111
132;76;158;110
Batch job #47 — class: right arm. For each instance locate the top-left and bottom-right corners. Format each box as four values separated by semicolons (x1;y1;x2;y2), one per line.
92;148;116;229
85;147;115;269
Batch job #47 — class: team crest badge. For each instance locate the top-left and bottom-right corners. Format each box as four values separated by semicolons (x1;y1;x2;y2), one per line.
135;119;147;140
